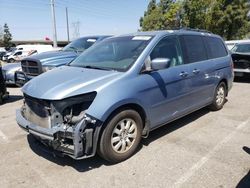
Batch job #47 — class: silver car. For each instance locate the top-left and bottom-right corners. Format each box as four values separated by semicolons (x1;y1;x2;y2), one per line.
2;62;21;85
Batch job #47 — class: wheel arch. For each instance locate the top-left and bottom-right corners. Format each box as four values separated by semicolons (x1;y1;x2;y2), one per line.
219;78;228;96
99;102;149;138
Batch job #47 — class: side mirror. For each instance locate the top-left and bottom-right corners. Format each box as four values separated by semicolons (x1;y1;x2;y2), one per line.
151;58;170;70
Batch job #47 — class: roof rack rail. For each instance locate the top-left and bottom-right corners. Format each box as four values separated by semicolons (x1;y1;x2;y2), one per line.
179;27;212;34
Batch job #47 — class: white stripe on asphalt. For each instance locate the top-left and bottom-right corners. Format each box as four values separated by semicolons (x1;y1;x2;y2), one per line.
0;129;9;142
174;118;250;187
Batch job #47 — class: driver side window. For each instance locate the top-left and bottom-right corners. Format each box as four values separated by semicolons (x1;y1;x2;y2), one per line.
150;36;183;68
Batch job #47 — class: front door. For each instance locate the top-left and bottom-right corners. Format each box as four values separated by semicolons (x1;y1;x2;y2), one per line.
142;35;193;128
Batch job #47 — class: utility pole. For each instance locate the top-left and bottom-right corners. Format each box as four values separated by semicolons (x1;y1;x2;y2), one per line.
50;0;58;47
66;7;70;43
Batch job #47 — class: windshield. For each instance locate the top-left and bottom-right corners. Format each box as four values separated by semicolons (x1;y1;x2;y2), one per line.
70;36;152;71
231;43;250;53
62;37;98;52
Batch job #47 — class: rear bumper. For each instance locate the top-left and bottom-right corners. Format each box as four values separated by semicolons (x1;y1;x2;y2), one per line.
234;68;250;77
16;109;102;159
234;68;250;73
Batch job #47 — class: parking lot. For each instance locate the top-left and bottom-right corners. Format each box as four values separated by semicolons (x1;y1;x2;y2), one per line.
0;78;249;188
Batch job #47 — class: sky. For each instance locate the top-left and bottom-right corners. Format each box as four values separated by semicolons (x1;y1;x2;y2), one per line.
0;0;150;41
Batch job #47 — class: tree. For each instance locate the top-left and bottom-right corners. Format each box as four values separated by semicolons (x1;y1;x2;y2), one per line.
0;25;3;46
209;0;250;40
181;0;214;30
140;0;250;40
140;0;182;31
3;23;12;49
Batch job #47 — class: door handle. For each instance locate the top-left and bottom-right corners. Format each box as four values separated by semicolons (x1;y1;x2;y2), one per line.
179;71;189;78
192;69;200;74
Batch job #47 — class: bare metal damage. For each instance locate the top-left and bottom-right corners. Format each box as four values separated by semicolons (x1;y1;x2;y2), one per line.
16;95;102;159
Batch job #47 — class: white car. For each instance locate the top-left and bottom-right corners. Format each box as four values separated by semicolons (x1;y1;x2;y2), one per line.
7;50;31;63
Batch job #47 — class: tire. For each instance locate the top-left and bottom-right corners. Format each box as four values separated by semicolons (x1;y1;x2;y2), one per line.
98;109;143;163
9;59;15;63
209;82;226;111
0;92;3;105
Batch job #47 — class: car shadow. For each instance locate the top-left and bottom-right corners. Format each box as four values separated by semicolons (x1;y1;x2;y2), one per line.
234;77;250;83
236;147;250;187
142;107;210;146
6;84;19;88
236;170;250;188
27;107;211;172
27;134;111;172
3;95;23;104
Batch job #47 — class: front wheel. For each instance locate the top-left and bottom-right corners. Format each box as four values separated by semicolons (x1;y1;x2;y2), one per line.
98;109;143;163
9;58;15;63
209;82;226;111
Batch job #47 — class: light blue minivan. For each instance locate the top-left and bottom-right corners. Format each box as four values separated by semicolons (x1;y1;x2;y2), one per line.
16;29;234;163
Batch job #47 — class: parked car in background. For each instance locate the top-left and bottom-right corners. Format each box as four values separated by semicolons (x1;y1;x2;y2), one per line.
2;47;16;61
7;50;30;63
16;35;111;85
2;45;57;85
16;30;233;163
225;39;250;50
2;62;21;85
0;65;9;104
6;44;53;63
231;42;250;77
0;51;6;60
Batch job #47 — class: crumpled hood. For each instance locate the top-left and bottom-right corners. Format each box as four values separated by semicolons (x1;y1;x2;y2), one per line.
27;50;77;66
22;66;122;100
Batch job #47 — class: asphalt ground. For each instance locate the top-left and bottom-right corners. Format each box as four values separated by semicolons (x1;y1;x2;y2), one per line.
0;78;249;188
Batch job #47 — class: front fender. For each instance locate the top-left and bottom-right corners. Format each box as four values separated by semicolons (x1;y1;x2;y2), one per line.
86;97;149;123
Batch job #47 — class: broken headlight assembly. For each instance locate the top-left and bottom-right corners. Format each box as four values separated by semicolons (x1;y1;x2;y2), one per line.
52;92;97;125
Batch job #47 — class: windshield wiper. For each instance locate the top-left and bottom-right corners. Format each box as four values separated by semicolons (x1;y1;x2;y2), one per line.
82;65;115;71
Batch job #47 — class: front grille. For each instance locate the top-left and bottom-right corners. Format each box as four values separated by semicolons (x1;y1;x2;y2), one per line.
21;60;42;76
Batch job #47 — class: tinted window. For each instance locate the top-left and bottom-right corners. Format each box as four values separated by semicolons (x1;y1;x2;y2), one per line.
231;43;250;53
15;52;22;55
150;36;183;67
205;37;228;58
181;35;207;63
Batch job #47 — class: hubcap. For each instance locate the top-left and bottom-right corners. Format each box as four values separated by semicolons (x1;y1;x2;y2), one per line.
216;86;225;106
111;118;137;154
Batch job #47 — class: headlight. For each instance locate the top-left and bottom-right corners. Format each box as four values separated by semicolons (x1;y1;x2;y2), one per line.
42;66;55;72
52;92;97;124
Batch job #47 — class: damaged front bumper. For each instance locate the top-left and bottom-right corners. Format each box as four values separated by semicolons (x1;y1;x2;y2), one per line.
16;109;102;159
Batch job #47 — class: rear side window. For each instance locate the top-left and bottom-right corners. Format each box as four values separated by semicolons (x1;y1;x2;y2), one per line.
181;35;207;63
15;52;22;55
205;37;228;58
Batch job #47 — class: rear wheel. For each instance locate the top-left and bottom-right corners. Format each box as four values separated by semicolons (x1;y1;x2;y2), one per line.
209;82;226;111
98;109;143;163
